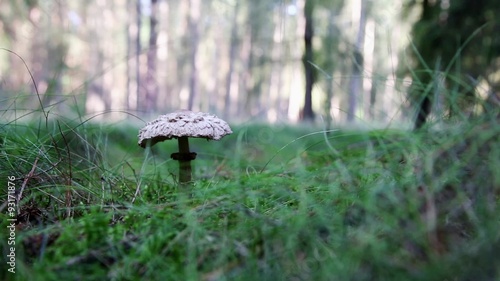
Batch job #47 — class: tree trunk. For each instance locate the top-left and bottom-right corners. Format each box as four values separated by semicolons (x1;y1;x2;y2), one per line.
135;0;142;110
269;10;284;121
224;2;239;119
187;0;200;111
324;10;339;130
145;0;159;112
241;24;253;117
126;0;133;111
347;0;367;123
302;0;315;121
368;21;380;120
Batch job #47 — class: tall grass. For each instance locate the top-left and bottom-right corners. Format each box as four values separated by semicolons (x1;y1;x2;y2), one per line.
1;105;498;280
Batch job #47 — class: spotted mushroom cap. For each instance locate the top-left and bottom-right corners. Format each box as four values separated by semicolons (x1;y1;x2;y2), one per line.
138;110;232;148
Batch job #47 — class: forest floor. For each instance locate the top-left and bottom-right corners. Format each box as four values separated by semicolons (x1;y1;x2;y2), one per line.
1;116;499;281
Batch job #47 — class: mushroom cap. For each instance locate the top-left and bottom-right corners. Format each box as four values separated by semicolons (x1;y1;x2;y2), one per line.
138;110;232;148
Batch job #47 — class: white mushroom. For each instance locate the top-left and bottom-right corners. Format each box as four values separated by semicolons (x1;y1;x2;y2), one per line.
138;110;232;185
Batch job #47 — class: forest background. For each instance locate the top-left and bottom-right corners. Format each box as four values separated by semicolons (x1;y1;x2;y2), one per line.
2;0;497;128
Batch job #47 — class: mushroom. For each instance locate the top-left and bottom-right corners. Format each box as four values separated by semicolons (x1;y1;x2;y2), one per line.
138;110;232;185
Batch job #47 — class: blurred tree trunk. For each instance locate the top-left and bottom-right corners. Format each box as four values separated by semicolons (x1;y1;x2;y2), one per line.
368;18;380;120
325;72;334;129
242;3;256;116
207;45;220;113
126;0;134;111
145;0;159;112
135;0;142;110
347;0;367;122
126;0;142;111
301;0;315;121
86;2;105;114
269;10;284;120
240;22;252;116
224;2;239;118
186;0;200;111
165;1;184;111
324;11;338;130
31;1;67;110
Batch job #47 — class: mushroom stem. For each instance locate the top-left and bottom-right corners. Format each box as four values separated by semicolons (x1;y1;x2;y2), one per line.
177;136;192;185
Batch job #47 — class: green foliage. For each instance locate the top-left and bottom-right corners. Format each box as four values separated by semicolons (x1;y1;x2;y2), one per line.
400;0;500;127
1;116;499;280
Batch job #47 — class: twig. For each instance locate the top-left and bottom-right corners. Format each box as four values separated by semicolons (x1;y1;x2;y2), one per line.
131;182;141;204
16;157;40;214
